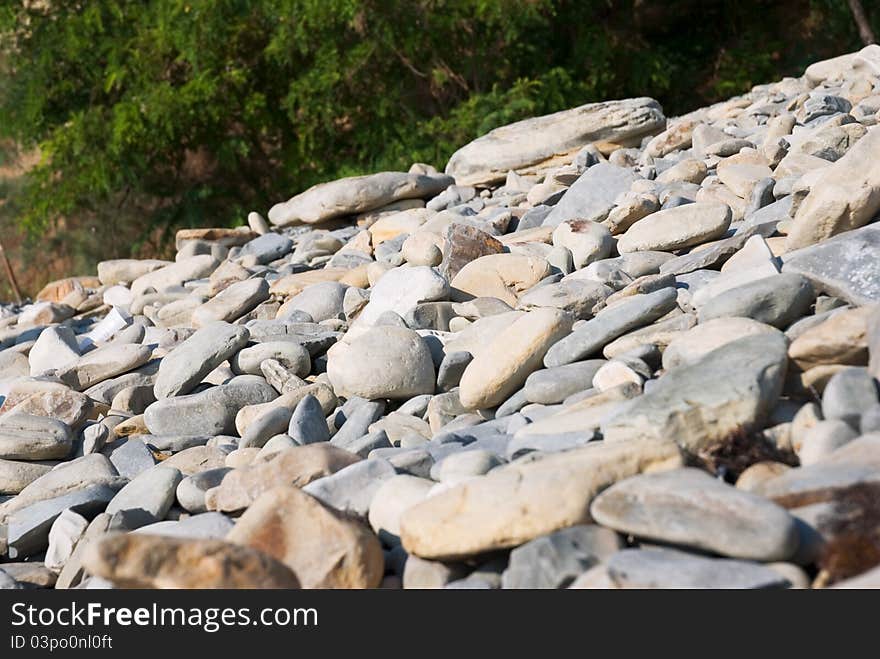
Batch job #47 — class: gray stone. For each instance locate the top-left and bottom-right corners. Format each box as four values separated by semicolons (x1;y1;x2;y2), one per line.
543;164;641;227
0;459;54;495
331;400;385;446
781;224;880;305
45;509;89;571
7;485;117;558
0;414;72;461
436;351;473;392
302;458;396;518
144;376;277;436
591;468;799;561
191;278;270;327
239;406;291;449
107;438;155;479
544;288;678;367
176;468;232;514
797;420;858;465
288;394;330;445
269;171;453;226
822;367;878;428
516;279;610;319
238;233;293;263
603;333;788;454
133;512;234;539
105;466;182;519
605;548;790;589
524;360;607;404
154;322;251;398
340;429;392;458
232;340;311;378
698;273;814;329
617;202;732;253
501;525;622;589
284;281;348;322
435;449;502;483
58;343;154;391
29;326;80;376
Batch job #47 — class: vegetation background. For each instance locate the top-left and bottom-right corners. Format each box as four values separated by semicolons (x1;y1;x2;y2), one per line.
0;0;875;298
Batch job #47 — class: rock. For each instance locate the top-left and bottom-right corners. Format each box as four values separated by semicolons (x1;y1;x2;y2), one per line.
403;555;469;589
439;224;504;281
435;449;502;483
458;308;573;409
283;281;348;322
617;202;731;253
327;326;435;400
786;127;880;250
797;420;858;465
82;533;300;588
524;360;606;404
368;474;435;545
97;259;169;286
602;333;788;455
288;394;330;445
45;509;89;571
399;439;683;559
503;525;622;590
227;486;383;589
445;99;663;186
269;171;453;226
788;306;871;370
205;444;360;512
544;288;678;367
781;224;880;305
176;468;231;514
697;273;814;329
591;468;799;560
543;163;641;227
353;265;449;329
107;438;155;479
191;278;269;327
515;279;609;319
822;367;878;427
105;466;182;519
0;459;53;495
662;317;780;370
154;322;250;398
302;458;396;518
8;485;117;558
0;414;72;461
451;253;551;306
134;512;234;540
144;377;278;436
551;220;613;269
58;344;153;391
231;341;311;378
28;326;80;375
605;548;789;589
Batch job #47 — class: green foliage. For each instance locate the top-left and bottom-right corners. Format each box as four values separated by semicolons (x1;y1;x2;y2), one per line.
0;0;874;293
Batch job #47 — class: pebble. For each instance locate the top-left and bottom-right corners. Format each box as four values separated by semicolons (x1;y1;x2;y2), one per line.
105;466;182;519
617;203;731;253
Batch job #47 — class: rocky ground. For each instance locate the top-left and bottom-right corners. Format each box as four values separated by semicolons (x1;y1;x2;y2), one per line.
1;46;880;590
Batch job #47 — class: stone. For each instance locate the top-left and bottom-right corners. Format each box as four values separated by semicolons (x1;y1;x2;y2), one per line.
617;202;731;253
458;308;573;409
403;555;469;589
544;288;678;367
82;533;300;588
591;468;799;561
176;468;231;514
231;341;311;378
227;486;384;589
105;466;182;519
788;306;871;370
698;273;814;329
283;281;348;322
368;474;435;545
28;326;80;375
352;265;449;330
445;99;664;186
543;164;641;227
0;414;72;461
436;350;473;391
327;326;435;400
451;253;551;306
288;394;330;445
524;360;606;404
602;333;788;454
515;279;609;319
130;254;219;296
330;401;386;448
399;439;683;559
7;485;117;558
191;278;269;327
107;438;155;479
144;377;278;436
302;458;396;518
605;548;789;589
501;525;621;589
97;259;170;286
797;420;858;465
435;449;502;483
268;171;453;226
58;344;154;391
439;224;504;281
662;317;780;370
6;389;91;429
786;127;880;250
821;367;878;427
782;219;880;305
134;512;235;540
45;509;89;572
154;322;250;398
205;444;360;512
551;220;613;269
0;459;53;495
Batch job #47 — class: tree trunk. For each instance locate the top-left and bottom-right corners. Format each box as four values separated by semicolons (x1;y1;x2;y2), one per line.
847;0;876;46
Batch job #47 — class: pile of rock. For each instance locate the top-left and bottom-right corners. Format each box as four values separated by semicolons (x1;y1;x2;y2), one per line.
2;45;880;589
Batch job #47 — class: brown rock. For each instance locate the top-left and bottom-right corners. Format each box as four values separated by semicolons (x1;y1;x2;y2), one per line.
205;444;360;512
788;306;872;370
440;224;504;281
36;277;101;303
227;486;383;589
175;227;257;249
82;533;300;589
